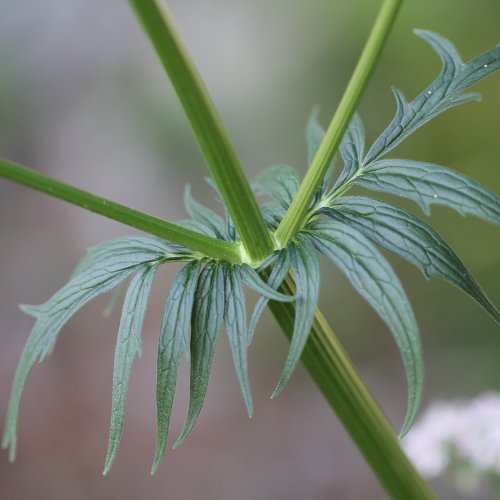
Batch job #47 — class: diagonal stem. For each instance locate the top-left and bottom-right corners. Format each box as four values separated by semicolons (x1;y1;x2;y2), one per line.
268;274;437;499
129;0;274;264
0;158;242;263
130;1;434;495
275;0;403;247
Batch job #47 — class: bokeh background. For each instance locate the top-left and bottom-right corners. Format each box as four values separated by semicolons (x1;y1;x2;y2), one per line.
0;1;499;498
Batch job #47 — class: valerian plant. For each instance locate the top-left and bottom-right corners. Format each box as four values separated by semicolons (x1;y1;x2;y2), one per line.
1;0;499;498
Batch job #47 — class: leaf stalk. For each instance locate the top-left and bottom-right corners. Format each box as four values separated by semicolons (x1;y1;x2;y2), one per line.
129;0;274;264
0;158;242;263
275;0;403;247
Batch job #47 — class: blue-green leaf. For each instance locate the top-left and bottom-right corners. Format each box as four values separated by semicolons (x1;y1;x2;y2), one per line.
71;236;184;278
204;177;237;241
272;236;320;398
356;159;500;225
306;107;325;167
103;262;159;475
248;250;291;346
260;201;285;229
240;264;295;302
325;197;500;324
334;113;365;189
223;264;253;416
174;261;225;448
152;260;201;474
2;245;169;461
365;30;500;163
177;219;216;238
306;218;423;435
306;108;335;201
253;165;300;211
102;282;127;317
184;185;228;239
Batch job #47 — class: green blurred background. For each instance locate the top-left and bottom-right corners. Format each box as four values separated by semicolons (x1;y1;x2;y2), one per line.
0;1;499;498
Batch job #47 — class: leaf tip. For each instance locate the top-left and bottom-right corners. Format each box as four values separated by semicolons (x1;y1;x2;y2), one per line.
270;381;285;400
398;421;413;439
412;28;440;44
172;430;189;450
412;28;427;37
102;458;113;476
150;461;160;476
2;438;16;463
19;304;40;317
247;404;254;419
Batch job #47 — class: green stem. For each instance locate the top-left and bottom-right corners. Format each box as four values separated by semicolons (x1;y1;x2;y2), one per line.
129;0;274;264
0;158;242;263
275;0;403;247
268;275;436;500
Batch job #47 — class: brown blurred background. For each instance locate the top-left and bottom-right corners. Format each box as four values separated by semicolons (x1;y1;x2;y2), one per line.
0;1;499;498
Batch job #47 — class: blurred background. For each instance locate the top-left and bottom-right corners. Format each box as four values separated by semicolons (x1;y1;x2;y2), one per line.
0;0;499;498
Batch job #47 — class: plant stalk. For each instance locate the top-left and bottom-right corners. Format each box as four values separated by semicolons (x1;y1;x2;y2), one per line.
268;275;437;500
275;0;403;247
0;1;434;495
0;158;242;263
129;0;274;264
129;2;434;495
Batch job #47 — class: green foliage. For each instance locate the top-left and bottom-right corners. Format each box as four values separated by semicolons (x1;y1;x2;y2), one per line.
2;191;295;473
104;262;160;474
272;236;320;398
223;263;253;415
356;159;500;224
324;197;500;322
173;261;225;449
364;29;500;163
2;237;182;462
248;250;291;345
305;218;423;435
2;24;499;498
152;260;201;474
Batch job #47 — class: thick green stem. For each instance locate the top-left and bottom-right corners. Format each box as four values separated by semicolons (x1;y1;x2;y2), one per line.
130;2;434;495
268;275;436;500
0;158;242;263
0;1;434;495
129;0;274;264
275;0;403;247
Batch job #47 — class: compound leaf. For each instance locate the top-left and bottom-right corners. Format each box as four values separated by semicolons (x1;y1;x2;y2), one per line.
152;259;201;474
365;30;500;163
356;159;500;226
272;236;320;398
174;262;225;448
325;197;500;323
184;185;228;239
334;113;366;189
248;250;291;345
104;262;160;474
306;218;423;435
2;244;169;461
260;201;285;229
204;177;237;241
306;108;336;201
223;264;253;416
72;236;185;278
253;164;300;211
240;264;295;303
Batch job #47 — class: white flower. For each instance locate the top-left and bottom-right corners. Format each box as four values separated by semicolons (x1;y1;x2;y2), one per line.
403;393;500;479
